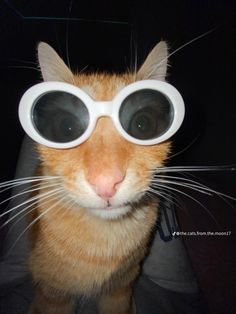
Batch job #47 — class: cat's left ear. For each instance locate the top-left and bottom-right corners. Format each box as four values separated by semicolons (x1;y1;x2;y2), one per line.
37;42;74;83
137;41;168;81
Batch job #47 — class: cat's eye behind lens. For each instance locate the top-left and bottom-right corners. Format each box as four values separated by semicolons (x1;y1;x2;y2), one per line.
119;89;174;140
32;91;89;143
19;80;185;149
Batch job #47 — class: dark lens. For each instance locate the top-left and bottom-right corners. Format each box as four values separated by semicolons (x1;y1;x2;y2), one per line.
32;91;89;143
119;89;174;140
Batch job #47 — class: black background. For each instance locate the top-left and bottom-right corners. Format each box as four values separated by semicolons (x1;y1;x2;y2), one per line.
0;1;235;313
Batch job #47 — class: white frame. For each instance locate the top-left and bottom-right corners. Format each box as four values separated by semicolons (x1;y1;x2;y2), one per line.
18;80;185;149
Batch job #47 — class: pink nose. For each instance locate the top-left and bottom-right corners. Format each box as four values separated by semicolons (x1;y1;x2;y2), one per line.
87;169;125;201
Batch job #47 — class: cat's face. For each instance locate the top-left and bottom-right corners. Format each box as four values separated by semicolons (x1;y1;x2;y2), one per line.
37;42;170;219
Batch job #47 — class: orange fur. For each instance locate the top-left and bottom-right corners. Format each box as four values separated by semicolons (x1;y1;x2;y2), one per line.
28;42;171;314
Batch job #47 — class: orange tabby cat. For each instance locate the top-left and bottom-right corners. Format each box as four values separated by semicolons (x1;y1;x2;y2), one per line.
28;41;171;314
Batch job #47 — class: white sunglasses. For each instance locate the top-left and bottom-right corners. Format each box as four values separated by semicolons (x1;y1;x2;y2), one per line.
18;80;185;149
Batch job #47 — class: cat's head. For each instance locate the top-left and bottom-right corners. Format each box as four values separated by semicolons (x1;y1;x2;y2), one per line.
36;41;171;219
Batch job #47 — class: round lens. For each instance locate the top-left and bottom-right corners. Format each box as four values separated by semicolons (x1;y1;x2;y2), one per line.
119;89;174;140
32;91;89;143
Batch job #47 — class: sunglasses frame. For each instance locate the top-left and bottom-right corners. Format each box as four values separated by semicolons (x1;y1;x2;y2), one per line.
18;80;185;149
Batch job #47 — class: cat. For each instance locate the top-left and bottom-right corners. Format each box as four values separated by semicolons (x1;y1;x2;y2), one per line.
27;41;171;314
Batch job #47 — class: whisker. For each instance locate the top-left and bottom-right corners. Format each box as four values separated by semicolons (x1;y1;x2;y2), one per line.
168;134;201;159
146;187;191;220
152;173;236;203
0;179;61;218
152;179;213;196
7;194;69;254
153;165;236;173
149;173;184;207
153;28;216;75
153;173;214;194
14;180;61;195
153;173;206;183
0;178;60;195
144;30;216;79
77;64;89;74
0;187;64;218
131;29;138;82
0;180;32;194
0;182;62;207
65;0;76;86
150;182;218;225
7;65;41;72
153;176;236;200
66;0;73;71
2;189;64;229
146;188;182;210
8;58;38;65
147;186;177;204
0;176;60;188
146;187;171;202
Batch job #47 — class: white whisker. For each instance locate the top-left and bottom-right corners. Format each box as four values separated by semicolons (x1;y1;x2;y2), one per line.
146;188;182;210
7;65;41;72
0;180;32;194
146;187;181;210
0;179;60;197
147;187;173;203
0;182;62;207
152;173;236;202
168;135;200;159
150;182;218;224
153;173;212;193
154;29;216;74
8;58;38;65
0;187;64;218
2;189;65;229
152;179;213;196
8;194;69;254
0;176;60;188
153;165;236;173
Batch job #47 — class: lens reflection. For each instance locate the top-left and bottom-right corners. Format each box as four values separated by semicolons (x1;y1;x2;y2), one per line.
32;91;89;143
119;89;174;140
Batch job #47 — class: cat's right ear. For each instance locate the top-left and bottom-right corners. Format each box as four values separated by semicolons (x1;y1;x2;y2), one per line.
136;41;168;81
37;42;74;83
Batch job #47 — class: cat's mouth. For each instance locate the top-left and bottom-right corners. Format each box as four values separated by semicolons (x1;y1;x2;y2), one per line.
105;200;121;210
69;198;130;219
88;201;128;211
86;203;132;219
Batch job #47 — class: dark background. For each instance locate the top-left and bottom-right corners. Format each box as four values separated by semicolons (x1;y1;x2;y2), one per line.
0;1;235;313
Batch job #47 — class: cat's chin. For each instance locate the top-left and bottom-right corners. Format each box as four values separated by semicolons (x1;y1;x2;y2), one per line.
88;205;131;220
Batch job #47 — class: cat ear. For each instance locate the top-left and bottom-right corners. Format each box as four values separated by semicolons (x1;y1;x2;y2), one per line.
37;42;74;83
137;41;168;81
